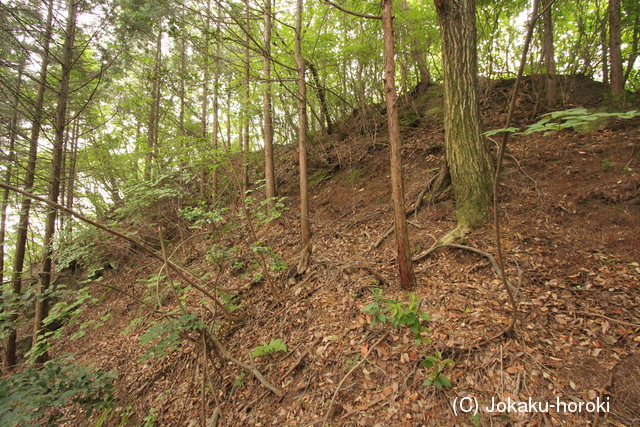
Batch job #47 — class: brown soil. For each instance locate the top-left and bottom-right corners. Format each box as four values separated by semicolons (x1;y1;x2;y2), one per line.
31;76;640;426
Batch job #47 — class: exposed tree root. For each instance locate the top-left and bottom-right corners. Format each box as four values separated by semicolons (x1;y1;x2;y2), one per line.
413;242;522;298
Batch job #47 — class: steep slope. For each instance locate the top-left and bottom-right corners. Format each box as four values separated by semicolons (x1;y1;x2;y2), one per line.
35;78;640;426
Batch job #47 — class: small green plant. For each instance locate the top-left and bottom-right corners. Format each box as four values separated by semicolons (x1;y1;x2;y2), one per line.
421;350;455;390
484;108;640;137
251;338;287;358
139;314;205;361
179;206;226;228
218;290;243;312
142;407;157;427
601;158;613;171
346;354;361;367
361;289;431;345
234;371;247;387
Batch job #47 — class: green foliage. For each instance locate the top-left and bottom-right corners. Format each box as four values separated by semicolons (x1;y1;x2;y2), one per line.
601;158;613;171
179;206;226;228
421;350;455;390
0;359;115;426
250;242;287;272
233;371;247;388
115;175;182;220
27;287;97;363
244;186;288;225
251;338;287;358
485;108;640;137
139;313;205;361
142;407;158;427
361;289;431;345
218;290;243;312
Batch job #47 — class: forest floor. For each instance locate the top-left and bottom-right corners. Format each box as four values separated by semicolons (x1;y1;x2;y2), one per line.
37;76;640;426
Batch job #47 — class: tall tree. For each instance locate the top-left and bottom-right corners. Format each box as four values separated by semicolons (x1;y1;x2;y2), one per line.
263;0;276;208
145;29;163;180
541;0;557;107
382;0;416;290
32;0;78;364
4;0;55;370
609;0;624;103
295;0;311;275
434;0;494;233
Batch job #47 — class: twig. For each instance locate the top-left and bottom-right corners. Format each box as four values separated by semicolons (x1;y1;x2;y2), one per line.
491;0;540;337
322;332;389;426
322;0;381;20
592;366;615;427
562;309;640;329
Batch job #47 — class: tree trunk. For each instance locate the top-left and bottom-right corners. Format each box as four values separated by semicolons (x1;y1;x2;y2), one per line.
202;1;211;199
541;0;556;108
624;14;639;86
3;0;54;370
65;121;79;234
308;62;333;134
146;29;162;180
434;0;494;229
382;0;416;290
263;0;276;208
0;59;24;290
609;0;624;104
242;0;250;195
32;0;77;365
296;0;312;275
212;12;221;203
601;12;609;85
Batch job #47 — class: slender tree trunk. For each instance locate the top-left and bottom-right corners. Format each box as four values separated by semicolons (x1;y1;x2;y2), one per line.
146;30;162;180
295;0;312;274
0;59;24;287
3;0;54;370
65;121;79;234
33;0;77;365
263;0;276;208
541;0;556;108
624;14;639;86
434;0;494;229
242;0;250;195
609;0;624;104
601;11;609;84
201;2;210;198
308;62;333;134
382;0;416;290
212;26;221;203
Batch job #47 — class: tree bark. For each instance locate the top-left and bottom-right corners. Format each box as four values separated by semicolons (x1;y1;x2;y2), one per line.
146;29;162;180
382;0;416;290
3;0;54;370
541;0;556;108
202;0;211;199
308;62;333;134
434;0;494;229
609;0;624;104
242;0;250;195
32;0;77;365
296;0;312;274
263;0;276;208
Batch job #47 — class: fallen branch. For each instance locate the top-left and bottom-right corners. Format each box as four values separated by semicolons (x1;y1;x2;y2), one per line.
561;309;640;329
204;329;284;396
